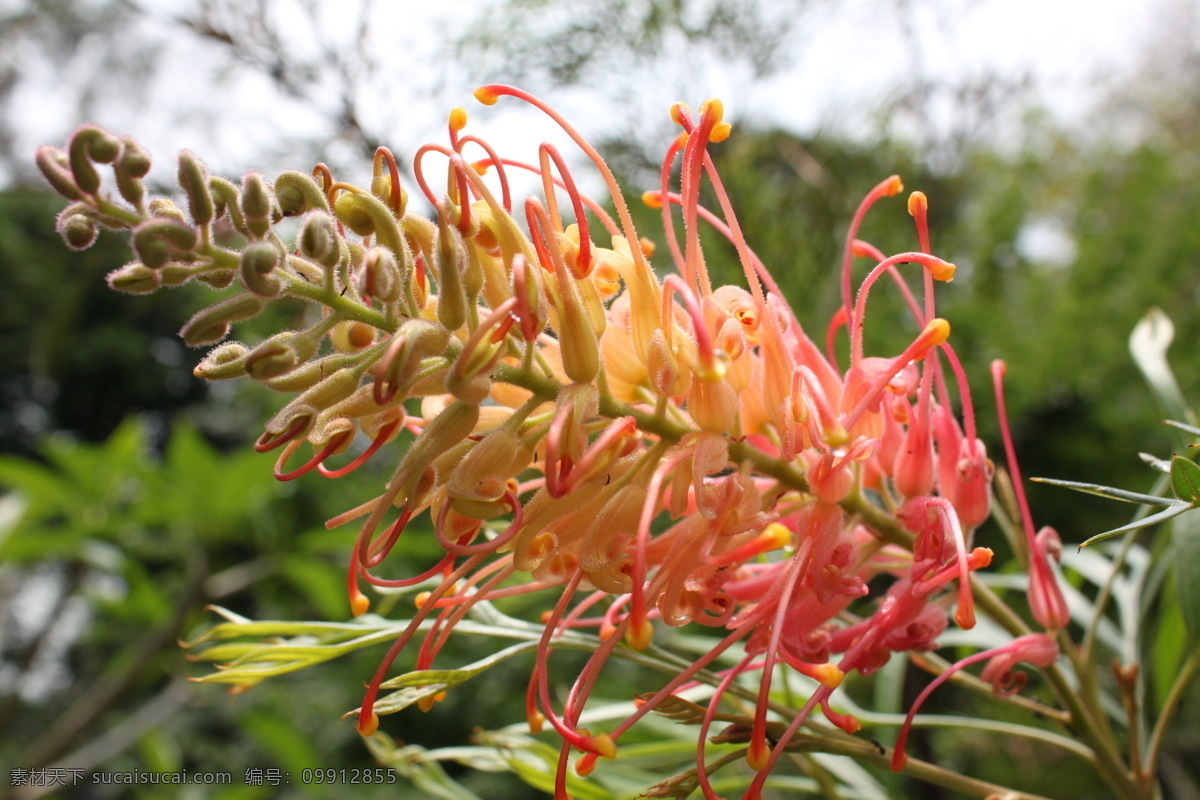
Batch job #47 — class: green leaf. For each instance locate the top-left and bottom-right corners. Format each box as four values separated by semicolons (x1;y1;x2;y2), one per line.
1079;503;1195;549
1174;504;1200;642
1171;454;1200;503
1031;476;1176;506
1140;452;1173;474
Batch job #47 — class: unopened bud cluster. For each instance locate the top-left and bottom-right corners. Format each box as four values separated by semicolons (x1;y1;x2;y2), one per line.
39;85;1070;798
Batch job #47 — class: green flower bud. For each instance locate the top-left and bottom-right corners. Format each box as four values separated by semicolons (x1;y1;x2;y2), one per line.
371;173;408;215
35;146;82;201
245;327;323;381
240;172;273;238
132;217;198;269
195;270;236;289
294;363;362;413
265;353;357;393
194;342;251;380
275;170;329;216
177;151;214;226
355;246;401;302
298;210;341;268
334;191;376;237
56;207;98;250
116;136;151;178
208;177;247;233
435;202;467;332
240;241;283;298
148;197;187;222
68;125;121;195
106;262;161;294
179;293;265;347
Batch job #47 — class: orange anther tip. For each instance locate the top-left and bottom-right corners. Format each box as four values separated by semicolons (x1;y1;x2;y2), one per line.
473;86;500;106
528;712;545;734
358;711;380;737
641;190;663;209
350;595;370;617
884;175;904;195
747;736;771;771
639;237;656;258
930;260;955;282
449;107;468;131
710;121;732;143
669;102;688;125
575;753;598;777
471;160;490;175
907;191;928;215
414;591;432;608
954;607;977;630
435;691;447;702
418;695;436;712
972;547;995;567
539;609;553;624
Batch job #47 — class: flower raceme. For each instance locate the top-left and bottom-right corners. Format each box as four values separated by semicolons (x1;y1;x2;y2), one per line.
39;86;1066;798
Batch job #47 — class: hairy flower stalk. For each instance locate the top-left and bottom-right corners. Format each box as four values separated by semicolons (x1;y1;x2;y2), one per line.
40;85;1078;799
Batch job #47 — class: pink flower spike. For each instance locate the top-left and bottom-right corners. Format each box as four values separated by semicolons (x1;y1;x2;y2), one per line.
891;633;1058;771
992;360;1069;632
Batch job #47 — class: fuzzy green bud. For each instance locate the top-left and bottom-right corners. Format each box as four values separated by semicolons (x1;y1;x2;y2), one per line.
148;197;187;222
240;172;273;238
245;328;323;381
298;210;341;268
333;191;376;237
355;246;402;302
177;151;214;226
371;173;408;215
36;146;82;201
435;201;467;331
179;293;265;347
106;262;161;294
67;125;120;195
275;170;330;216
132;217;197;269
195;270;236;290
56;207;98;250
194;342;251;380
239;241;283;297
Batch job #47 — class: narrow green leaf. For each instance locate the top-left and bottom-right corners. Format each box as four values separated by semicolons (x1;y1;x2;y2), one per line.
1174;506;1200;642
1140;452;1173;474
1165;419;1200;438
1079;504;1195;549
1171;454;1200;503
1032;476;1176;506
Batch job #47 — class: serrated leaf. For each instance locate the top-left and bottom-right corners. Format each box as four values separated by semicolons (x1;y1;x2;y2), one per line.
1174;505;1200;642
1079;503;1195;549
1032;476;1176;506
1171;455;1200;503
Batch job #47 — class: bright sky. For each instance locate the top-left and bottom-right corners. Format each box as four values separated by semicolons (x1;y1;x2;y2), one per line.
8;0;1195;189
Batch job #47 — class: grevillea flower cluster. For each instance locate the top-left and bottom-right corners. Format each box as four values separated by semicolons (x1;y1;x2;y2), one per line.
38;85;1072;799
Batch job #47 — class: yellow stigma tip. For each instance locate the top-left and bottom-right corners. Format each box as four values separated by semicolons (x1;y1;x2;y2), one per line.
414;591;432;608
639;237;656;258
575;754;598;777
747;736;771;771
760;522;794;550
814;663;846;689
471;160;490;175
908;191;928;215
350;595;370;617
358;711;379;737
588;733;617;759
884;175;904;196
449;107;468;131
641;190;663;210
418;695;436;712
925;318;951;346
669;102;689;126
710;121;732;143
473;86;500;106
700;98;725;125
626;616;654;650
